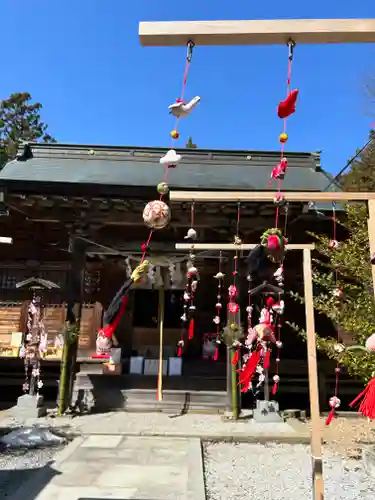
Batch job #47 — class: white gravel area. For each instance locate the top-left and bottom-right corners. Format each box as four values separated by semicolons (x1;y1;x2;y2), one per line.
0;446;63;498
203;442;375;500
1;411;298;437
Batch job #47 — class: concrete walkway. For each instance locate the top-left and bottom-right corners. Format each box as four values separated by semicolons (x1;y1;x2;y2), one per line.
11;434;205;500
0;411;310;443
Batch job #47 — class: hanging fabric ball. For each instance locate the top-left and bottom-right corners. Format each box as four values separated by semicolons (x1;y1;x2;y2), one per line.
157;182;169;195
228;302;240;314
329;396;341;409
273;193;285;205
332;288;343;298
279;132;288;143
142;200;171;229
260;228;287;263
228;285;238;299
170;129;180;139
365;334;375;352
329;239;339;249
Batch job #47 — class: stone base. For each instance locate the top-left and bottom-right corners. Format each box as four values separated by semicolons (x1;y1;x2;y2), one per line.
11;394;47;419
253;399;283;423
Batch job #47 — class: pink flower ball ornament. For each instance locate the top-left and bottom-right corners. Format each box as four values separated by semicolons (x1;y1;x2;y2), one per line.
142;200;171;229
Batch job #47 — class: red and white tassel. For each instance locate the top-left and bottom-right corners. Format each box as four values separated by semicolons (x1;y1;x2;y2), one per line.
238;346;262;392
214;345;219;361
350;377;375;421
272;374;280;395
177;340;184;358
188;318;195;340
232;347;240;366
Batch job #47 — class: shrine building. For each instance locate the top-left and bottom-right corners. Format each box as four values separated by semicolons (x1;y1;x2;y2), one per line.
0;142;358;412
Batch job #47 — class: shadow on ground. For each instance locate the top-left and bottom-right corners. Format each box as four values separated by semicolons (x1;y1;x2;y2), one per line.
0;462;60;499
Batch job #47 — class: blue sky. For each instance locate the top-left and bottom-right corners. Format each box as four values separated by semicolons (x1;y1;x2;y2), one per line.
1;1;374;176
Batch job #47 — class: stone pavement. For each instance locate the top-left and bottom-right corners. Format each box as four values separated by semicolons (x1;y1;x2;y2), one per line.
0;410;310;443
10;434;205;500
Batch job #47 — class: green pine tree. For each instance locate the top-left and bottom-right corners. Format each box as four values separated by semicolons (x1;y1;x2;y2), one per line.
290;132;375;383
0;92;55;167
186;136;197;149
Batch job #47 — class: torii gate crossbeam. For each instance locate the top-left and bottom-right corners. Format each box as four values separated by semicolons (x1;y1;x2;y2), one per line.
139;18;375;47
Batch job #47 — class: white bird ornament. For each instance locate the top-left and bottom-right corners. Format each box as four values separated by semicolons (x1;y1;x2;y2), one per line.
168;96;201;118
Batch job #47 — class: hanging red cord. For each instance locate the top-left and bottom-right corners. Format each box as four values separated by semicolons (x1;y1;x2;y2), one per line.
213;251;224;361
140;41;195;264
271;203;288;394
326;202;343;425
270;40;297;229
229;203;241;364
188;202;197;340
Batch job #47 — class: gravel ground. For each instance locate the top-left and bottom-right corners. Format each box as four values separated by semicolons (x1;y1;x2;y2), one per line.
0;446;63;498
203;442;375;500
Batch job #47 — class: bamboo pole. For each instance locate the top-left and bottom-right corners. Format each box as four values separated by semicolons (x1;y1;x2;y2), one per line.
57;340;70;415
230;349;239;420
156;278;165;402
303;248;324;500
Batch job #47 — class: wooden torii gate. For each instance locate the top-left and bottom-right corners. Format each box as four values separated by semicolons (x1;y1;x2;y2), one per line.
138;18;375;500
172;192;375;500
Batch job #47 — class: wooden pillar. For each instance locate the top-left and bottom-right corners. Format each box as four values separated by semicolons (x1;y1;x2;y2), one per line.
367;200;375;300
303;248;324;500
156;268;166;401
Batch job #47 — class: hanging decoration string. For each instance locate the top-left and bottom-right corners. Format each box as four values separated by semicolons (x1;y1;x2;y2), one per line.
326;202;343;425
213;251;224;361
268;40;297;229
271;202;288;395
229;202;242;366
141;41;195;264
139;41;196;402
187;202;198;341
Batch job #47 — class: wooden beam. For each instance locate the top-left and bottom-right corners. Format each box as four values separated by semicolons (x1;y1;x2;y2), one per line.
303;248;324;500
367;200;375;301
175;243;315;251
170;190;375;202
0;237;13;244
139;18;375;47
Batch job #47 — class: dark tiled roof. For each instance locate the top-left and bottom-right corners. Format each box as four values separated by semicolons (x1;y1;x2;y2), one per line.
0;143;339;192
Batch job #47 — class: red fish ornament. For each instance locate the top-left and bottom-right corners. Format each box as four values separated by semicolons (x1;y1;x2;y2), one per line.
277;89;299;119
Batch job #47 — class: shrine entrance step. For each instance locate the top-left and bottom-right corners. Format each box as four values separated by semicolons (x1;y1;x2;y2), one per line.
72;380;227;414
